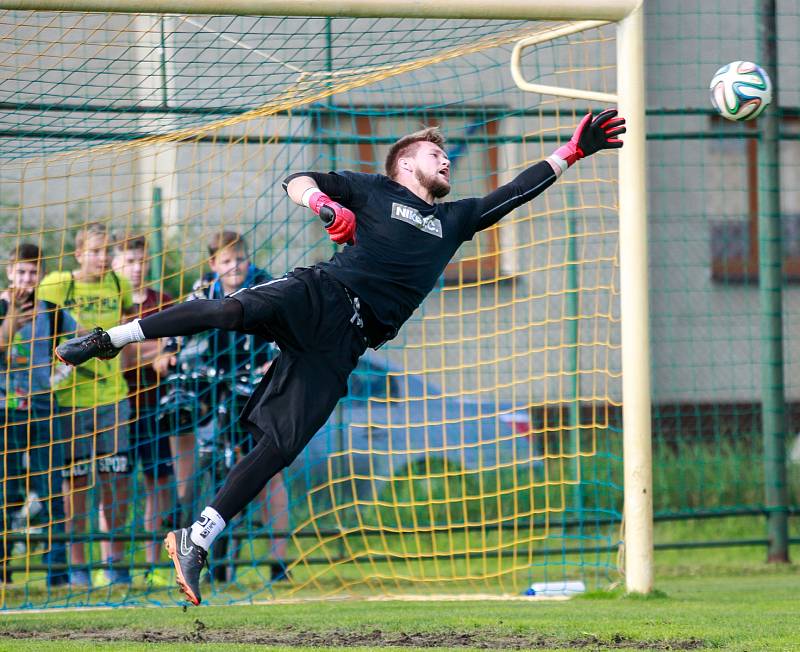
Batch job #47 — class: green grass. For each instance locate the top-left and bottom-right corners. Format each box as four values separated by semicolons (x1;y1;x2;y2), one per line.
1;547;799;651
0;573;797;651
4;437;799;648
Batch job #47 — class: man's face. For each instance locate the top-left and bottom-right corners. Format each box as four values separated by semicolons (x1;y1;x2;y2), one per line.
407;141;451;199
209;246;249;292
112;248;146;288
7;261;39;294
76;234;109;278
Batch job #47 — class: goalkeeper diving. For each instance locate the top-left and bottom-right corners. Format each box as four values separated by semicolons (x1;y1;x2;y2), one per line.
56;109;626;605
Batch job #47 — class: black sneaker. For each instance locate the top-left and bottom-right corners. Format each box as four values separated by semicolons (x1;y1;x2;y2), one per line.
164;528;207;606
55;327;121;366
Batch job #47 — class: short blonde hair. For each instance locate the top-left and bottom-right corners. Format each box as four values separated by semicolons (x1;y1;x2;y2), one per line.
74;222;108;253
384;127;446;179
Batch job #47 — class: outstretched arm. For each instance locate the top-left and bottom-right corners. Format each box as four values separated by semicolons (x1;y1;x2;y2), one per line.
471;162;558;234
283;172;356;245
471;109;626;233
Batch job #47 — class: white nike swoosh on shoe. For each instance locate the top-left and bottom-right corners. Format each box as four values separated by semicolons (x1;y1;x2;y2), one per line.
179;530;194;557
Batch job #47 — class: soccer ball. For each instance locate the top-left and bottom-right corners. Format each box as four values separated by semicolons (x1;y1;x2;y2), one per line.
709;61;772;121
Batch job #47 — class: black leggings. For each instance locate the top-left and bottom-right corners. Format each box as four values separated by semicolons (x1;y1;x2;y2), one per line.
139;298;244;339
209;435;286;523
139;297;282;522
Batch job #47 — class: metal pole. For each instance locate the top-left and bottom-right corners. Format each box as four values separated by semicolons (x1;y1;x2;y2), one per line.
617;3;653;594
159;17;168;107
565;187;583;523
146;18;168;292
325;18;336;167
149;186;164;292
757;0;789;563
324;17;347;538
134;15;179;239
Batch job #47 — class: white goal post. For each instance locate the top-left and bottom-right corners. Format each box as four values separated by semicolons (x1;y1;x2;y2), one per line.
0;0;652;595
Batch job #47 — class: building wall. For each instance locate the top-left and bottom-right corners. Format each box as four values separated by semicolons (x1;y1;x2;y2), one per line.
647;0;800;403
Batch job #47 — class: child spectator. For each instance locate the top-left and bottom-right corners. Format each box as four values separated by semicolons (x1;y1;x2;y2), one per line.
112;233;174;588
153;231;289;581
0;243;76;587
39;223;134;587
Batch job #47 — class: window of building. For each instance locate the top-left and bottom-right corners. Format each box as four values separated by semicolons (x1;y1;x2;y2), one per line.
709;116;800;283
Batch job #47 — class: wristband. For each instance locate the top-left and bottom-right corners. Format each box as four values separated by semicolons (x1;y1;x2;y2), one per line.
301;187;320;209
546;153;569;178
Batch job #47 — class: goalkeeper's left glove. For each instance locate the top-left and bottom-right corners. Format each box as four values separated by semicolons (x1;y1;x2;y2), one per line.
547;109;626;177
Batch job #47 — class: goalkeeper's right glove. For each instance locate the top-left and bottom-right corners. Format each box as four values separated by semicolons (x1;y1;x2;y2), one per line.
306;191;356;245
547;109;626;176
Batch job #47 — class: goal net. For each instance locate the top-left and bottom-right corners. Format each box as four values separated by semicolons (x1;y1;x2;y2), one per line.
0;6;637;607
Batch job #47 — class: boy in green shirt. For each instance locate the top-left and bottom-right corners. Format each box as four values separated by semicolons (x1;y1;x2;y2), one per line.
39;222;135;587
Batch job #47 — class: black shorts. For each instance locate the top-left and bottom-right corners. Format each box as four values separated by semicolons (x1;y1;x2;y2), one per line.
215;391;258;455
229;266;368;463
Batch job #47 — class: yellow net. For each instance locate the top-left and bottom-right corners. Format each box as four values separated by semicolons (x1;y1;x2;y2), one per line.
0;11;621;606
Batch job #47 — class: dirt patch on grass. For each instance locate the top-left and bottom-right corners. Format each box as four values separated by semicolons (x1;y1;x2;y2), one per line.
0;620;706;650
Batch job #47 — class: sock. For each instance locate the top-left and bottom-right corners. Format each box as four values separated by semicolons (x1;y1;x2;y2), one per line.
189;506;226;550
107;319;145;348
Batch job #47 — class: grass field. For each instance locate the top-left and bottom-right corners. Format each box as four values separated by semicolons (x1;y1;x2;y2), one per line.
0;573;796;650
1;527;797;652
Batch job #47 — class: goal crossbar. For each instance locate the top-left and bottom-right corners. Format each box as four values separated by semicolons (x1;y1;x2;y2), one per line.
0;0;641;21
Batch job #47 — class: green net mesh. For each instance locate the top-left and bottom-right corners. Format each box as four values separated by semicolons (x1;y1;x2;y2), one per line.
3;3;797;609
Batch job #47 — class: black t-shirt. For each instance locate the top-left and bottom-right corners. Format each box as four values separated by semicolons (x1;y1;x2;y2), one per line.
289;161;557;335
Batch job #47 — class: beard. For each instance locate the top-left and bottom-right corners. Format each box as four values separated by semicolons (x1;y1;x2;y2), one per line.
416;169;451;199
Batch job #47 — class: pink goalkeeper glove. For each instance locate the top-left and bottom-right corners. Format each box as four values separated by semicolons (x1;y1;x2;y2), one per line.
547;109;626;176
307;191;356;245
